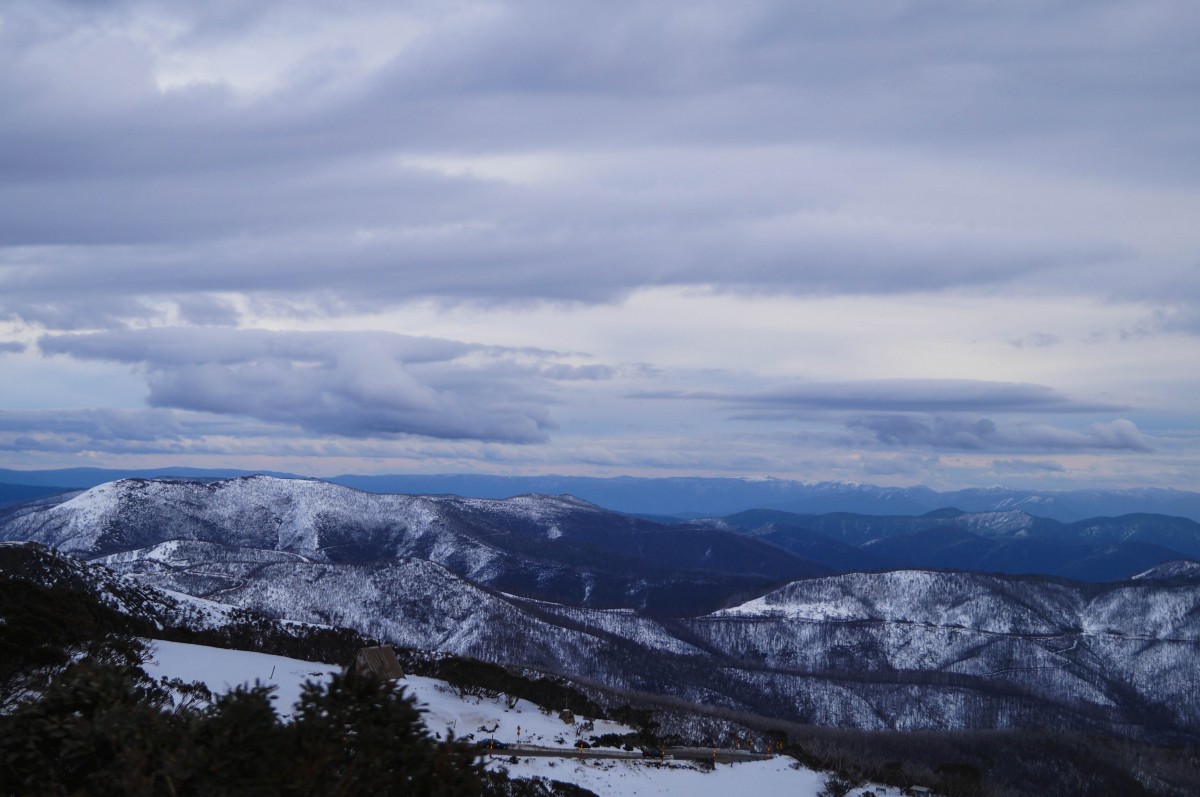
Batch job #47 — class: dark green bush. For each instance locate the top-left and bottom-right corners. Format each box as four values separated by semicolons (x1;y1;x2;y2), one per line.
0;651;491;796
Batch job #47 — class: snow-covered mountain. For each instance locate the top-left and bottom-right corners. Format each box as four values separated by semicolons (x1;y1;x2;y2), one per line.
7;467;1200;521
8;542;1200;742
0;540;241;633
4;476;1200;743
0;476;825;614
695;571;1200;735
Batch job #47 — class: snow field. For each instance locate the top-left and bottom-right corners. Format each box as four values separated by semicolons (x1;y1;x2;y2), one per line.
144;639;340;717
487;755;828;797
143;640;876;796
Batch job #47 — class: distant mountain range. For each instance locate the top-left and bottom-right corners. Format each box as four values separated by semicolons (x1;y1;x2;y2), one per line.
3;467;1200;522
3;475;1200;744
6;475;1200;587
714;508;1200;582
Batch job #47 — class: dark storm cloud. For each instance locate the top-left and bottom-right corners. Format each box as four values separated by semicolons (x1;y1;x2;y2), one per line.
849;415;1152;452
38;328;567;443
0;0;1192;326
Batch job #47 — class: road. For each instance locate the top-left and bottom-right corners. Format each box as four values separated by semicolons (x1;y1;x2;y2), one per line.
483;744;775;765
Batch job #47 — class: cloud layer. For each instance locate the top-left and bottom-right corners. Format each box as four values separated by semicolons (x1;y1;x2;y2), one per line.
0;1;1197;488
849;416;1151;453
39;329;578;443
2;1;1195;323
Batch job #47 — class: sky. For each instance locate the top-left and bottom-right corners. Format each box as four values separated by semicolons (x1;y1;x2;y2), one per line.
1;0;1198;490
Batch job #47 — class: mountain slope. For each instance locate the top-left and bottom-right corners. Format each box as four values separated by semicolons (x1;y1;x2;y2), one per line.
8;534;1200;742
720;509;1200;580
0;483;66;510
82;539;1200;743
0;476;826;614
688;571;1200;738
5;479;1200;743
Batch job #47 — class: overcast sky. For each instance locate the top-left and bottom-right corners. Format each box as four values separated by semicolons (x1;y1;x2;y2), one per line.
2;0;1198;489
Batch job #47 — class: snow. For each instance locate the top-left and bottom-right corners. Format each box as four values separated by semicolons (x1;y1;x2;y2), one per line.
489;755;828;797
142;640;871;797
408;676;633;745
144;640;340;716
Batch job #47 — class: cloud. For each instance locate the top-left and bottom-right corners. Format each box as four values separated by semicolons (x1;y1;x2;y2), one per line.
38;328;476;367
637;379;1122;415
991;458;1067;474
0;1;1196;487
0;408;195;443
859;454;942;477
0;0;1188;331
0;168;1126;324
0;407;264;455
849;415;1152;453
1009;332;1061;349
38;328;567;443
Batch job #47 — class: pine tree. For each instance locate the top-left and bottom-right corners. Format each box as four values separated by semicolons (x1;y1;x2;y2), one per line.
287;670;485;795
1;650;491;796
0;658;190;796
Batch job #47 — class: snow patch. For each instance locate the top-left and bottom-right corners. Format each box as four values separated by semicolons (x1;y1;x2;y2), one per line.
143;640;857;796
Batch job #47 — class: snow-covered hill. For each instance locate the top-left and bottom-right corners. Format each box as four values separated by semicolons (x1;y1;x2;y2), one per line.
10;533;1196;742
3;476;1200;743
144;640;846;797
0;476;824;613
697;570;1200;733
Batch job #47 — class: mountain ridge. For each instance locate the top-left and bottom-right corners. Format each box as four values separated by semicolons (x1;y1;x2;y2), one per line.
2;476;1200;743
5;535;1199;744
4;468;1200;521
5;475;1200;588
0;476;828;614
